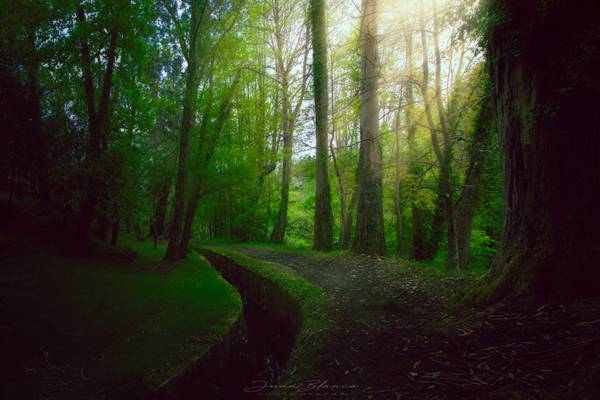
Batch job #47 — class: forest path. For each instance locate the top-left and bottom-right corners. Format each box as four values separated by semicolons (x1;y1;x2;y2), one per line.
230;246;475;399
229;246;600;400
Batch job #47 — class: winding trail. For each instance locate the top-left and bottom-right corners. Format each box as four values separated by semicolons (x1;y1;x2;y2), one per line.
228;246;600;400
231;246;473;399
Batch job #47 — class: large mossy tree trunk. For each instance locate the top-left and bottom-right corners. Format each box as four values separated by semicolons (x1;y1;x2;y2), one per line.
481;0;600;300
352;0;386;256
310;0;334;251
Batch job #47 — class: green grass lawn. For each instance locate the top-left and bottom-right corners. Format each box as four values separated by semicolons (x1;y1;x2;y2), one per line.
1;237;242;399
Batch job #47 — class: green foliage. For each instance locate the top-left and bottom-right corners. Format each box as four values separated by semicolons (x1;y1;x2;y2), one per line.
0;0;502;269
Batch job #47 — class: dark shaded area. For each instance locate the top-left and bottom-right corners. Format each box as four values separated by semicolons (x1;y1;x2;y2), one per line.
483;0;600;299
159;298;293;400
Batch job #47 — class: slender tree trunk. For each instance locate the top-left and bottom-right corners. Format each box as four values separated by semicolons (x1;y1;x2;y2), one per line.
73;3;118;249
412;206;427;259
341;190;357;249
419;9;457;267
178;73;239;257
241;48;272;242
426;187;446;259
331;135;347;246
403;26;427;260
153;174;171;236
134;223;144;241
353;0;386;256
270;98;292;244
476;0;600;301
164;2;204;261
268;8;309;245
165;67;197;259
455;99;492;267
25;29;50;206
393;98;403;256
329;50;351;248
179;182;202;257
110;208;119;246
310;0;334;251
431;1;459;268
96;196;109;242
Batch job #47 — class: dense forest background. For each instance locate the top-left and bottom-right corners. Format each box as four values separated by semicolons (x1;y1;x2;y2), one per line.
1;0;503;270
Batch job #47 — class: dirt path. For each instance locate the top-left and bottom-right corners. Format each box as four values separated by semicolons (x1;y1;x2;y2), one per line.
231;246;600;400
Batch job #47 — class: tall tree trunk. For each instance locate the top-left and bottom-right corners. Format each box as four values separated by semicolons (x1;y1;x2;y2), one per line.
425;182;445;259
25;29;50;206
310;0;334;251
341;190;357;249
269;93;292;244
329;50;352;248
419;9;457;267
268;6;309;245
164;66;197;259
331;134;348;247
178;183;201;257
412;206;428;259
353;0;385;256
455;98;492;267
153;173;171;236
74;2;118;249
110;208;119;246
403;26;427;260
240;47;273;242
478;0;600;301
164;2;205;261
178;72;239;257
393;98;403;256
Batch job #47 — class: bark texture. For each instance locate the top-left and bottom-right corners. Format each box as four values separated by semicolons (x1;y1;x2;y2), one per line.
310;0;334;251
483;0;600;300
353;0;385;256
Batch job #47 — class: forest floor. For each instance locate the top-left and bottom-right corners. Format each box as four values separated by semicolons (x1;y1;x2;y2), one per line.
230;245;600;400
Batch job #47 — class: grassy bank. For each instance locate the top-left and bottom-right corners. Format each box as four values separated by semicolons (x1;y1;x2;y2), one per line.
1;235;241;399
